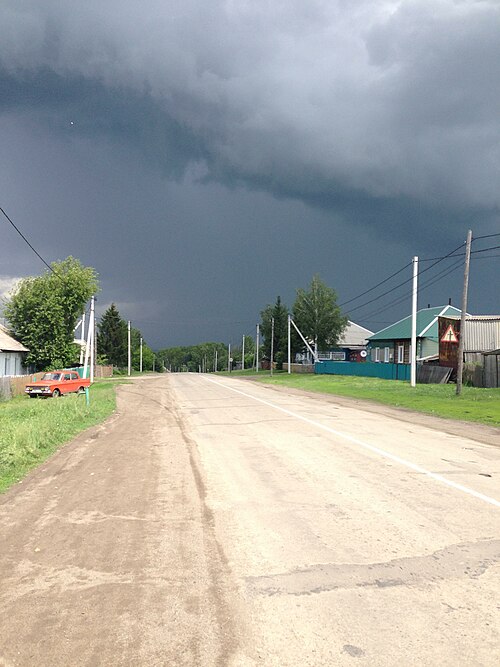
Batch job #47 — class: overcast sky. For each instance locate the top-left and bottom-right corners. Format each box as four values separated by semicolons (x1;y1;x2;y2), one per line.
1;0;499;348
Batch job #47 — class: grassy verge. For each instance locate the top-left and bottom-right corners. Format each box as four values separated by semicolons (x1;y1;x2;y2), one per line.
252;374;500;427
0;381;124;493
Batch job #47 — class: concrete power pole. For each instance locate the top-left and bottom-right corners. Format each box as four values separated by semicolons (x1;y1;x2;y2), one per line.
456;230;473;396
140;337;143;373
127;321;131;376
90;296;95;384
256;324;260;372
270;317;275;376
79;312;86;365
288;314;291;374
242;335;245;371
410;256;418;388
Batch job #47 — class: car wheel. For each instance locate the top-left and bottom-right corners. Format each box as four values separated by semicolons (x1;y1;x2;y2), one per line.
78;386;85;394
52;388;61;397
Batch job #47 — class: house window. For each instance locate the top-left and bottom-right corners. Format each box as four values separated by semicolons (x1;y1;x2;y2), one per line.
374;347;380;362
384;347;390;363
397;345;404;364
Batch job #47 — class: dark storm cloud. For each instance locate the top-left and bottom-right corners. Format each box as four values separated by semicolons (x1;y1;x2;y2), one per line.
1;1;499;346
1;0;499;224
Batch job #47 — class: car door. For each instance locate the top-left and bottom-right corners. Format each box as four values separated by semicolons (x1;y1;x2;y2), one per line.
62;372;74;394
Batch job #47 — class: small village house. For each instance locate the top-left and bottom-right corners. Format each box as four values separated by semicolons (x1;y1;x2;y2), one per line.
0;323;29;377
296;321;373;364
367;305;462;365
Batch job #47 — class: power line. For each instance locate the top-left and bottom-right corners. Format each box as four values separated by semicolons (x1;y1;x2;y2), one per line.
474;232;500;240
471;253;500;259
471;244;500;255
360;257;464;323
421;241;500;262
0;206;58;276
339;262;411;308
346;241;465;316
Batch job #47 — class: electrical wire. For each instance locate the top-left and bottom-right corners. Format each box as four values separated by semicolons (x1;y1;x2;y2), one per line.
338;262;411;308
471;244;500;255
474;232;500;240
344;241;466;316
420;242;500;262
360;257;464;323
0;206;59;276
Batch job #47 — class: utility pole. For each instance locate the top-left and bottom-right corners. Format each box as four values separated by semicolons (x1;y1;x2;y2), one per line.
456;230;473;396
140;337;143;373
410;256;418;387
79;312;86;365
153;356;155;373
256;324;260;372
288;314;291;374
127;321;131;376
228;344;231;372
270;317;275;376
215;349;218;372
90;296;95;384
242;335;245;371
83;297;95;382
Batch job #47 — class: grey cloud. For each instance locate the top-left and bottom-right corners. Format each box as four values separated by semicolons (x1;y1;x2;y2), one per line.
1;1;499;347
1;0;499;222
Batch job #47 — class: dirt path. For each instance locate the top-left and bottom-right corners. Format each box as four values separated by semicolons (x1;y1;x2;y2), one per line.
0;378;246;667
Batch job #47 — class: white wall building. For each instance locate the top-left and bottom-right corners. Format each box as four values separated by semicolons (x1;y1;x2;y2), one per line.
0;324;29;377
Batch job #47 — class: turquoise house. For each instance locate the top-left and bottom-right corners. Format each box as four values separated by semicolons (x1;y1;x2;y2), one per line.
367;305;462;364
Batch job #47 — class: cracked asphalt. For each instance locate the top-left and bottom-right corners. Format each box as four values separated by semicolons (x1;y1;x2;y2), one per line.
0;374;499;666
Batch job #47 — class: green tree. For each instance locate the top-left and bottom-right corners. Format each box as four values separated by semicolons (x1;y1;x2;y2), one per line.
260;296;289;364
98;303;128;367
4;257;99;371
157;342;228;372
292;275;347;357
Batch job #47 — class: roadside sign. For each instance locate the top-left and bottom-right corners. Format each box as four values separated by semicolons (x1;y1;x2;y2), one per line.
441;325;458;344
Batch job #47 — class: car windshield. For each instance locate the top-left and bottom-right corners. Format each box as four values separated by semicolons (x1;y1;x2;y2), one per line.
41;373;61;381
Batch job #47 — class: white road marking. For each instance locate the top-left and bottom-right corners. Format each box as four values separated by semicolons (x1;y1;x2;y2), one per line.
204;377;500;509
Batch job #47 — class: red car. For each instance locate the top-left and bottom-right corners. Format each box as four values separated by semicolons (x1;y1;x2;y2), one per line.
25;370;90;398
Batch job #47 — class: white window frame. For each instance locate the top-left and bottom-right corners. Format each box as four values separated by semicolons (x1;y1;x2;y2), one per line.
397;344;404;364
384;347;390;363
374;347;380;362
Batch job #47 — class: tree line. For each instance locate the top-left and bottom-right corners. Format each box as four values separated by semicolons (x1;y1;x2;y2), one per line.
159;275;348;371
3;259;346;373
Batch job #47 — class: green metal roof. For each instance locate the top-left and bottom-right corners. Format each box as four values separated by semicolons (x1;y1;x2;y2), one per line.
368;306;462;342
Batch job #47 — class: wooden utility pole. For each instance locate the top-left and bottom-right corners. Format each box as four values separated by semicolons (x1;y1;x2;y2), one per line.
456;230;472;396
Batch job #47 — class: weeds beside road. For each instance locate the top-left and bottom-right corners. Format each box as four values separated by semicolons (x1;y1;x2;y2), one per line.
0;382;120;493
252;373;500;427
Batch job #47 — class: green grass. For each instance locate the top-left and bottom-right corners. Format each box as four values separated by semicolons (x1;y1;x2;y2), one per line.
253;374;500;427
0;381;123;493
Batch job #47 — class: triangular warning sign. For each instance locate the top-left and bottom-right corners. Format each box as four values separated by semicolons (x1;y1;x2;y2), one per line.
441;325;458;343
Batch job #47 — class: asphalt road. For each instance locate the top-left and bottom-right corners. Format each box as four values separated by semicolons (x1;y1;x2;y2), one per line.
0;374;499;666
